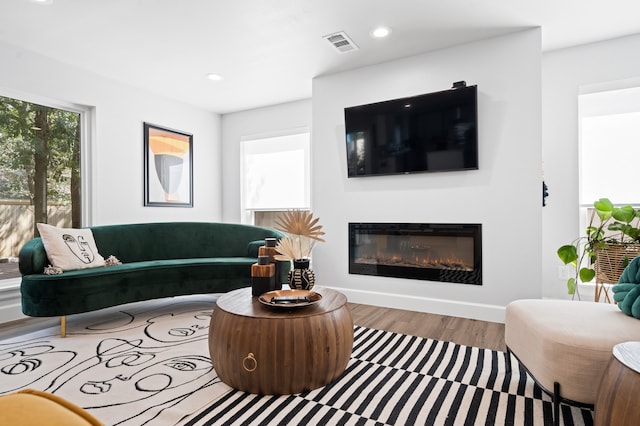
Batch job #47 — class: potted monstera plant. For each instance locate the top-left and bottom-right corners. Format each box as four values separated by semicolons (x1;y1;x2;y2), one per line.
557;198;640;300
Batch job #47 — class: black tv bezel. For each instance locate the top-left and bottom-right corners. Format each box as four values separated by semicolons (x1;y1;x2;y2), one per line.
344;85;478;178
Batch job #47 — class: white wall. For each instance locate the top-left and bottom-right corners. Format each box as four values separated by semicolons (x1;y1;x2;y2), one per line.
541;34;640;300
0;41;222;226
221;99;312;222
311;29;543;323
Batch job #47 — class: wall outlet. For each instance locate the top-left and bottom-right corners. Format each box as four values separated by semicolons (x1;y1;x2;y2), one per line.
557;265;571;280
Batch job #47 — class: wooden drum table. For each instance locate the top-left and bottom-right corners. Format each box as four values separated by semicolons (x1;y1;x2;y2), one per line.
209;287;354;395
595;341;640;425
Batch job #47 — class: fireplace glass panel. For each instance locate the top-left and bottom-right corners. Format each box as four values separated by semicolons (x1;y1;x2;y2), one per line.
349;223;482;285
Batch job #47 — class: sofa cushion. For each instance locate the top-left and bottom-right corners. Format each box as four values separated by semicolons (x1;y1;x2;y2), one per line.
37;223;105;271
20;258;258;316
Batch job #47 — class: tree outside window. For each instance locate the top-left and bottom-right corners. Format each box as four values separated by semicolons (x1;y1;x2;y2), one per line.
0;95;81;261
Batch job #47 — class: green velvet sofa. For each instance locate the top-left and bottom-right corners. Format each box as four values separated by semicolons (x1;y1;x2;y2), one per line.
19;222;288;335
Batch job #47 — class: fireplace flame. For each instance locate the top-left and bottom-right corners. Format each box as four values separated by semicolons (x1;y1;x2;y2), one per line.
357;254;472;271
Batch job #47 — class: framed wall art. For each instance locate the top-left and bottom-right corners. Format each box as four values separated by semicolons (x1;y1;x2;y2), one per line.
143;122;193;207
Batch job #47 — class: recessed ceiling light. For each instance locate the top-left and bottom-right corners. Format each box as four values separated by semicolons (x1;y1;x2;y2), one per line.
206;73;223;81
30;0;53;4
371;26;391;39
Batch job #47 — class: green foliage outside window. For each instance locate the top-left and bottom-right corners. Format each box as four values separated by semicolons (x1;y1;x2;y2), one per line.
0;95;81;233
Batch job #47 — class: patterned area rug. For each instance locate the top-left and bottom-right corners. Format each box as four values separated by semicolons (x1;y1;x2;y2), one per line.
0;295;594;425
0;295;227;425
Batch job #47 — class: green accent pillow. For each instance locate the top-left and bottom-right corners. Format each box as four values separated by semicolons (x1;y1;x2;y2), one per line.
612;256;640;318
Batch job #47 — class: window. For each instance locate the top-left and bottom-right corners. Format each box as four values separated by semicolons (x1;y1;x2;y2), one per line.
579;86;640;205
241;131;310;227
0;95;85;275
578;85;640;236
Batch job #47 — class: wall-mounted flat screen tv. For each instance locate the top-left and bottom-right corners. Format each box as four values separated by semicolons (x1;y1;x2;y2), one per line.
345;84;478;177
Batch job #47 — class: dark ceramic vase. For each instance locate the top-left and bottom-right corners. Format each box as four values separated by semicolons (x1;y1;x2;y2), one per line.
288;258;316;290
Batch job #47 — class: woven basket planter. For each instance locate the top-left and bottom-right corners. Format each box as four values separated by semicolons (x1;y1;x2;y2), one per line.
595;243;640;283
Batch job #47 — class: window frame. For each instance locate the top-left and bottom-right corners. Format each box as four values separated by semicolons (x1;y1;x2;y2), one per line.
0;89;94;226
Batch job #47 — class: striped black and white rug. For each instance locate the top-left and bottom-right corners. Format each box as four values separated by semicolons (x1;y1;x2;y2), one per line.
183;326;594;426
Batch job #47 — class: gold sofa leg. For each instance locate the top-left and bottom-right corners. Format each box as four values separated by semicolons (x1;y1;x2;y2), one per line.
60;316;66;338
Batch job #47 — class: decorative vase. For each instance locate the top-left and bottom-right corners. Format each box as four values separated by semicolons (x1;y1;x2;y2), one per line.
288;258;315;290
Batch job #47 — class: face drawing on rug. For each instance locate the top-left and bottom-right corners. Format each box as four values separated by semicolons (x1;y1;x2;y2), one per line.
51;338;214;410
0;341;76;394
63;234;95;264
144;310;211;343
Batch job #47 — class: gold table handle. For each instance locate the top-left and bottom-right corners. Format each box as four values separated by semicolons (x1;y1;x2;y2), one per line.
243;353;257;372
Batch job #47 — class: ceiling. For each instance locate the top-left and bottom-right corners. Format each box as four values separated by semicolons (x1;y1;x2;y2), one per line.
2;0;640;114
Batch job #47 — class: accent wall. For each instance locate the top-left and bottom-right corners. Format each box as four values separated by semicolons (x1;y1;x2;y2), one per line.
311;29;543;322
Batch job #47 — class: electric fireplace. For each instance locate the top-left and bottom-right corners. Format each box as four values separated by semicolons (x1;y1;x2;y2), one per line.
348;223;482;285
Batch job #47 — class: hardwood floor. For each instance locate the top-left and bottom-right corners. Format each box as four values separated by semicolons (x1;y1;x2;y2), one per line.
348;302;506;352
0;261;20;280
0;298;506;352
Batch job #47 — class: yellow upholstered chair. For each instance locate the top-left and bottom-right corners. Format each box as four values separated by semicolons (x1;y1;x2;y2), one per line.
0;389;103;426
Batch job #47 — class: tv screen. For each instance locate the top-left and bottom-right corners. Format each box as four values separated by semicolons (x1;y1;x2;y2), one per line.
345;84;478;177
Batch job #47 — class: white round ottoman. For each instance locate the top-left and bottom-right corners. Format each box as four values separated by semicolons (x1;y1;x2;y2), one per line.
505;299;640;410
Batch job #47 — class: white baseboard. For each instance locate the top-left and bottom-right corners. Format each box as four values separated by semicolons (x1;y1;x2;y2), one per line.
327;286;507;324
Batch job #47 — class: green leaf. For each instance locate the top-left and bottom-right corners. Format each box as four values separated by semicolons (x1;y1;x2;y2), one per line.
579;267;596;283
586;225;604;240
594;198;614;221
608;222;624;231
557;245;578;264
609;223;640;240
567;278;576;295
628;228;640;241
612;205;635;223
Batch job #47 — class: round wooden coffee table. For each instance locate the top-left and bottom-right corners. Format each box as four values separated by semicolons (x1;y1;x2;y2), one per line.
209;287;353;395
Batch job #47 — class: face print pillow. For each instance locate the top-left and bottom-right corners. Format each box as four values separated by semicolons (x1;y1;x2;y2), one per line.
36;223;106;271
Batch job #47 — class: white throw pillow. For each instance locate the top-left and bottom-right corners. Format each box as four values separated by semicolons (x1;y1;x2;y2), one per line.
36;223;106;271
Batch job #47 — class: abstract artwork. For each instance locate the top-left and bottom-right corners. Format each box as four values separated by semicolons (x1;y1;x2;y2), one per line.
144;122;193;207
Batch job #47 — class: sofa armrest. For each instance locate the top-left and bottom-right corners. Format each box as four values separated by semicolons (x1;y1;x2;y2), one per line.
18;238;49;276
247;240;266;258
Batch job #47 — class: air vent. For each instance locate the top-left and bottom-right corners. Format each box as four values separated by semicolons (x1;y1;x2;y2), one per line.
323;31;359;54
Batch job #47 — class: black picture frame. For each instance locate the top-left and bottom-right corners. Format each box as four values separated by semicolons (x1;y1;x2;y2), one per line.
143;122;193;207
